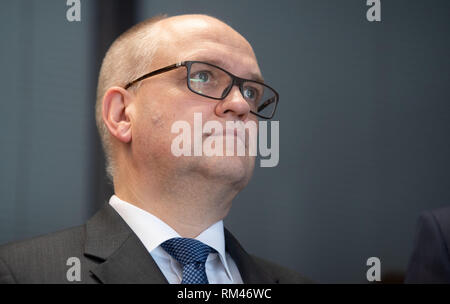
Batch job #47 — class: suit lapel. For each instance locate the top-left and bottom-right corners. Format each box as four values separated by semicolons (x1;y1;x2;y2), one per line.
224;228;275;284
84;203;168;284
83;203;273;284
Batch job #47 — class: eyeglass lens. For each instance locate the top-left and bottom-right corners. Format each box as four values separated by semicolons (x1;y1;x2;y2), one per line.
187;62;277;118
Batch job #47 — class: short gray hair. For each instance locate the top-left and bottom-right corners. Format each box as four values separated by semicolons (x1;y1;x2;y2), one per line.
95;15;168;181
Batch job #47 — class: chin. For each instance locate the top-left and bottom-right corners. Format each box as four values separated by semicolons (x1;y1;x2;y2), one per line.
197;155;255;187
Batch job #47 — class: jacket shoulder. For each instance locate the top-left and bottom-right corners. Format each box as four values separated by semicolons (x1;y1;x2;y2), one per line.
0;225;86;256
0;225;86;283
405;208;450;283
430;207;450;248
251;255;313;284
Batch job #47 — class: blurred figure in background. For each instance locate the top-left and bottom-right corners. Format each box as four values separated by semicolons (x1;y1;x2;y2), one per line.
405;207;450;283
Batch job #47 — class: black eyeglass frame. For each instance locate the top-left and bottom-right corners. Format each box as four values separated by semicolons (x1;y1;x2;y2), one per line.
124;61;279;119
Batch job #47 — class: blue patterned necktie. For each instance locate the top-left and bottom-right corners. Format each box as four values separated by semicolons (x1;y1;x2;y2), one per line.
161;237;215;284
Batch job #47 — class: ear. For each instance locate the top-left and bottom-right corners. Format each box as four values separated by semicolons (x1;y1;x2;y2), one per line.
102;86;133;144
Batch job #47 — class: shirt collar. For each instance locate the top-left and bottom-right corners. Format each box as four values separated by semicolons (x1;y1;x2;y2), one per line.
108;195;234;281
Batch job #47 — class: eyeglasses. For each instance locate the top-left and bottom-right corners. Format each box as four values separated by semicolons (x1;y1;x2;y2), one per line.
124;61;279;119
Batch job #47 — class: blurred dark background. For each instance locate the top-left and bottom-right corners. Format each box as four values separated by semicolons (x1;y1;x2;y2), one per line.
0;0;449;283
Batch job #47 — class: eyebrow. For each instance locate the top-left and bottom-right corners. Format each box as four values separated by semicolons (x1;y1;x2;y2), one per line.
189;57;265;83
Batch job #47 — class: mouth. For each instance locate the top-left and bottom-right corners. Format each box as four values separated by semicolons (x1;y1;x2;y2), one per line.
206;128;247;145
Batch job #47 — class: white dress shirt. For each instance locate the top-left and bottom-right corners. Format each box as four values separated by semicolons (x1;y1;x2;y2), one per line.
109;195;243;284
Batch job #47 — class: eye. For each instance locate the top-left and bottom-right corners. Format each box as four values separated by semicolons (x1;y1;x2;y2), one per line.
243;86;259;101
190;71;211;83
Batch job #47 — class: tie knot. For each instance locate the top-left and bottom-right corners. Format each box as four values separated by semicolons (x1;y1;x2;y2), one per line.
161;238;214;266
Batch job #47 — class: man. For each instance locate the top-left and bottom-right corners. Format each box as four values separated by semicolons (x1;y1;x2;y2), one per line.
0;14;308;284
405;207;450;283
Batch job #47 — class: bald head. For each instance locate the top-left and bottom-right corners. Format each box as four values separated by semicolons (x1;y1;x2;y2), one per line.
96;14;259;180
155;15;255;64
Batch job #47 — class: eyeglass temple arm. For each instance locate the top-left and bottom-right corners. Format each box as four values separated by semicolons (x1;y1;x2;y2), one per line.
124;62;185;89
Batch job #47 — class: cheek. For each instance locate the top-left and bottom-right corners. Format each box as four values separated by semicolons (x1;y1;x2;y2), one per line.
150;111;165;128
131;103;170;157
133;87;219;153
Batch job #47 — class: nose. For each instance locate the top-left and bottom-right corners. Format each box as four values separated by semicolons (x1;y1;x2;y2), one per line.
215;85;250;121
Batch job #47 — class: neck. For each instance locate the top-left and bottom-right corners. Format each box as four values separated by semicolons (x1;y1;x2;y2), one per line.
113;165;240;238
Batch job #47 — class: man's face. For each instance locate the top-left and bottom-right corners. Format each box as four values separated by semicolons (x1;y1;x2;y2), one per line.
129;16;262;189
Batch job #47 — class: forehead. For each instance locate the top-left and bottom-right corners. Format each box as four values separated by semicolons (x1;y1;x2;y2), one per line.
153;16;262;79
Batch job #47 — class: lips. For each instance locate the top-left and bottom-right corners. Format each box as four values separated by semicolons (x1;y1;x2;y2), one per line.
206;128;247;145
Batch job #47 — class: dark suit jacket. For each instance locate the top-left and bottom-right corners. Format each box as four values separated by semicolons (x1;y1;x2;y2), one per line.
0;203;309;284
405;207;450;283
